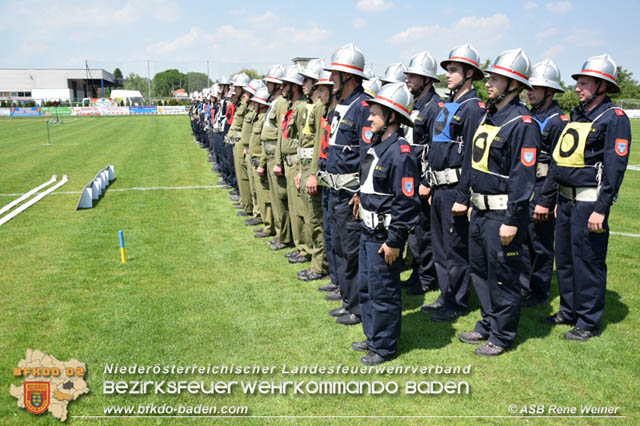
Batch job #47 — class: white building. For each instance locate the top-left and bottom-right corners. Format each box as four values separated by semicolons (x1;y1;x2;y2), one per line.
0;68;116;104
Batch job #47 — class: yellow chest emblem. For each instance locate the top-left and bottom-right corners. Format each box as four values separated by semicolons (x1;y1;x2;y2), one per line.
471;123;503;173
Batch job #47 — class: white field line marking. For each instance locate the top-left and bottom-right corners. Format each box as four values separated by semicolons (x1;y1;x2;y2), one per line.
0;185;220;196
610;231;640;238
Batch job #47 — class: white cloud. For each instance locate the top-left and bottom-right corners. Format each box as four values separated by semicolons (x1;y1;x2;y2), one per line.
356;0;394;12
145;12;332;71
1;0;180;32
388;14;512;67
543;44;564;59
536;27;557;39
353;18;367;29
563;28;603;48
546;1;572;14
524;2;539;10
389;13;511;47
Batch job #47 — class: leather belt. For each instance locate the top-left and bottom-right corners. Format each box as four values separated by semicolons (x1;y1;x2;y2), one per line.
428;167;461;186
471;192;508;210
359;204;391;230
559;185;598;202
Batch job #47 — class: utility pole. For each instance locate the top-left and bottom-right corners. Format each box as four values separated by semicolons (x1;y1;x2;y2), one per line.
207;60;210;87
147;59;152;103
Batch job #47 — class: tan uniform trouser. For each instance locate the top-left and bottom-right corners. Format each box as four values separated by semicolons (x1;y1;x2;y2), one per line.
301;161;328;274
266;156;291;244
233;143;252;214
284;159;310;256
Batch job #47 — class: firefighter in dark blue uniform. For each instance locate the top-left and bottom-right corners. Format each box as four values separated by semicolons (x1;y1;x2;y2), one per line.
458;48;539;357
540;54;632;341
212;78;231;179
315;71;342;296
351;82;420;365
323;43;371;326
400;51;442;295
204;94;213;152
189;97;198;140
423;44;486;321
521;59;568;307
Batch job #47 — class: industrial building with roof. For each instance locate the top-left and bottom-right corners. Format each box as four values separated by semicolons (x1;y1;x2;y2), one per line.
0;68;116;104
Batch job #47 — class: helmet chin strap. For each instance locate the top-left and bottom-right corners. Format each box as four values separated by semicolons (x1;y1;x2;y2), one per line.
487;77;518;112
335;72;353;101
580;80;606;111
449;65;472;99
531;88;553;113
375;107;397;142
412;76;429;98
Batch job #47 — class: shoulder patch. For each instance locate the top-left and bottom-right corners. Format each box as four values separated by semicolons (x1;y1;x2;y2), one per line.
615;108;625;116
362;127;373;144
400;144;411;153
522;115;532;124
438;102;445;108
561;114;569;121
521;147;536;166
361;100;369;108
478;101;486;109
402;177;415;197
615;138;629;157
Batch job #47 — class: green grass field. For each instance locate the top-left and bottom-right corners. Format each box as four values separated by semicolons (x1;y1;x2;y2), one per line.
1;116;639;425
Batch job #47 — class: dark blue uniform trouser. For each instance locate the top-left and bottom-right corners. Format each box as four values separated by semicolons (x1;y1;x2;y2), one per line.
469;209;527;348
430;187;470;311
322;186;338;286
205;129;213;152
329;188;361;316
196;122;204;143
224;141;237;189
213;132;224;172
359;227;403;358
522;179;556;301
407;197;437;289
556;195;609;331
190;119;197;136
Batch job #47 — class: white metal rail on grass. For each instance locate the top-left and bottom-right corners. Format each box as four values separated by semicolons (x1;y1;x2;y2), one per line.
0;175;57;215
0;175;68;226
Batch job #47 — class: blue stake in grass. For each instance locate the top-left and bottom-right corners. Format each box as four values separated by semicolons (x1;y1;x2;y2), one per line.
119;230;127;263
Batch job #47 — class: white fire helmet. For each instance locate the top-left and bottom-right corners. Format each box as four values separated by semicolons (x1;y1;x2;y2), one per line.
280;64;305;86
264;64;285;84
441;44;484;80
380;63;408;84
363;77;382;99
367;82;414;127
300;58;325;81
245;79;266;96
405;51;440;81
485;48;532;89
251;86;271;106
323;43;368;79
571;54;620;93
232;73;250;87
313;70;334;87
529;59;564;93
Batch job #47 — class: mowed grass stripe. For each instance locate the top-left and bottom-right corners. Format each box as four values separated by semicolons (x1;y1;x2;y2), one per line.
0;117;639;425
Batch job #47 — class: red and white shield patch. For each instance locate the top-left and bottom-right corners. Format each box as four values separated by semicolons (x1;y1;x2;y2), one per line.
521;147;536;166
362;127;373;143
402;177;414;196
615;138;629;156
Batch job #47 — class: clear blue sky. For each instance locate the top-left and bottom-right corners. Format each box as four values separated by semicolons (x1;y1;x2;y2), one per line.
1;0;639;87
